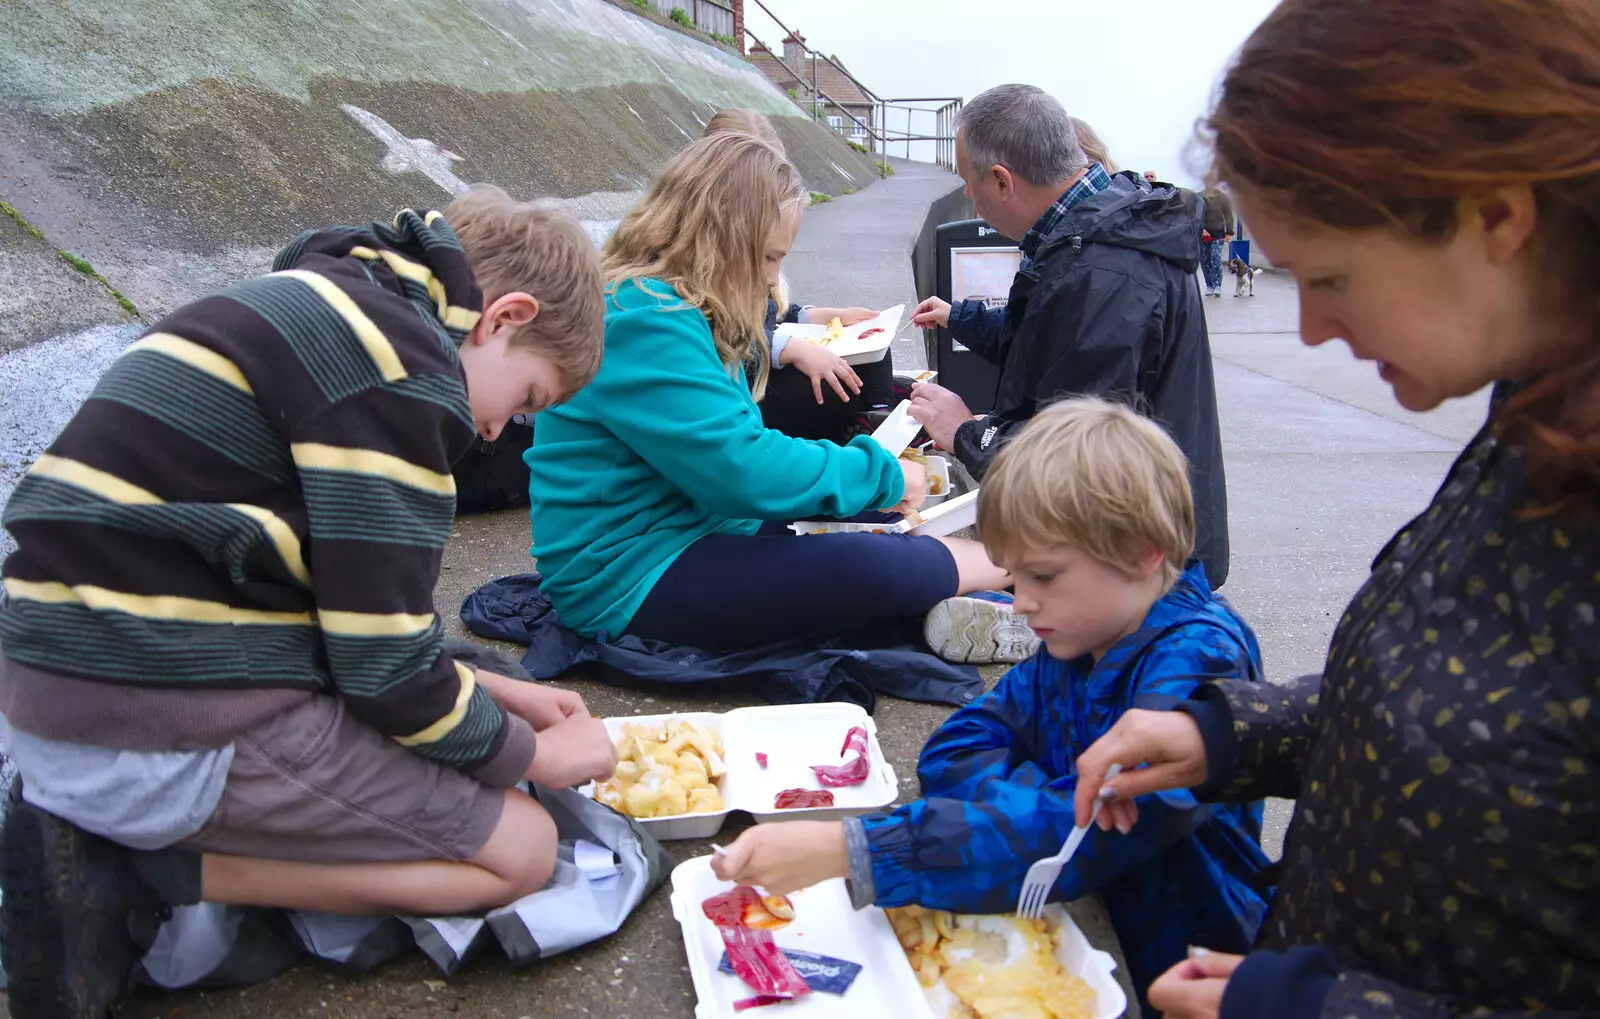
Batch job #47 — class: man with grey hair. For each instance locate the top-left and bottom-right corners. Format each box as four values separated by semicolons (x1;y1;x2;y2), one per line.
910;83;1229;588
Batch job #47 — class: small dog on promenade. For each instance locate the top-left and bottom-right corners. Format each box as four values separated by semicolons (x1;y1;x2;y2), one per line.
1227;256;1260;297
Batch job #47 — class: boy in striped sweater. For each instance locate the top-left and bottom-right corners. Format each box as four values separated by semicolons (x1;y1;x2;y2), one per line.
0;187;616;1018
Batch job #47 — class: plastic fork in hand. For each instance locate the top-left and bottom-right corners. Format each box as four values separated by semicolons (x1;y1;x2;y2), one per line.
1015;764;1123;920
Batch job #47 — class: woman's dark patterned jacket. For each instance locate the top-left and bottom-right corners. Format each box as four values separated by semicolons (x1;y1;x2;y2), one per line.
1184;384;1599;1018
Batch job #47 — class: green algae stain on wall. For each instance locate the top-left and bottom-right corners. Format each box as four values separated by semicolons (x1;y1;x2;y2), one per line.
0;0;798;116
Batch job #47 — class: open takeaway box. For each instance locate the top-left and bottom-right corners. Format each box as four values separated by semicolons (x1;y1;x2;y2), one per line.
582;703;899;840
669;855;1127;1018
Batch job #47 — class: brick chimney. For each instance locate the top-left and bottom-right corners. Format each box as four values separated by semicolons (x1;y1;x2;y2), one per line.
732;0;745;53
780;31;806;77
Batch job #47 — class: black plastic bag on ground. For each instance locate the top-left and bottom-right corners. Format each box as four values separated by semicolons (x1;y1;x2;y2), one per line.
460;573;985;711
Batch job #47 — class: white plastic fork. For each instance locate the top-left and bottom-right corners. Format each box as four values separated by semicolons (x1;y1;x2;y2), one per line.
1015;764;1123;920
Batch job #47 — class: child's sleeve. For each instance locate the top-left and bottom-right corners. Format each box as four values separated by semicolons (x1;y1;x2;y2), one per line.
914;656;1049;801
851;632;1262;913
854;769;1207;913
768;303;807;367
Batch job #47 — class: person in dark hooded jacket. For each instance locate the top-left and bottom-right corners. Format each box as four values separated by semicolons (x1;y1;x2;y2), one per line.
911;84;1229;588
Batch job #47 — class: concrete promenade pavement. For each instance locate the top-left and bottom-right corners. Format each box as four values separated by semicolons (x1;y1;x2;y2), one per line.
10;165;1488;1019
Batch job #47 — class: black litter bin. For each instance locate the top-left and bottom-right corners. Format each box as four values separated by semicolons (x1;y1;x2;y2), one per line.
927;219;1023;414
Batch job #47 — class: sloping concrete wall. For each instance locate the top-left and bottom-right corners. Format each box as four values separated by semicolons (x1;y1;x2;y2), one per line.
0;0;877;345
0;0;879;556
0;204;136;354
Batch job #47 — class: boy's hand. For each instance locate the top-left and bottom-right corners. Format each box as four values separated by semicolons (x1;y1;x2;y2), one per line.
477;669;590;730
710;821;848;896
526;715;618;789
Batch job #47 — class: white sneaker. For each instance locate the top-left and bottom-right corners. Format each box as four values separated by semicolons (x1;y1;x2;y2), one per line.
924;595;1041;665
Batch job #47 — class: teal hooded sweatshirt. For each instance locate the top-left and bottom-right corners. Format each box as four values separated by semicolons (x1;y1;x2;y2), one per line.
526;278;905;639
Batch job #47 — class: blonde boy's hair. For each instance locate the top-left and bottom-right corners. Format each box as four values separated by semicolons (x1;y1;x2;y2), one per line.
977;397;1195;587
703;108;785;152
443;185;606;391
602;133;807;400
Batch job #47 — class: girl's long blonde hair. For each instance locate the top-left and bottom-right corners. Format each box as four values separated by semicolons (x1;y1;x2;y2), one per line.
1069;117;1117;173
603;133;807;399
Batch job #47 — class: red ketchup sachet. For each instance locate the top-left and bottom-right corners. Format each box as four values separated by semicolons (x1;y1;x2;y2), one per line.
809;725;871;787
701;887;810;1007
773;787;834;809
755;752;768;768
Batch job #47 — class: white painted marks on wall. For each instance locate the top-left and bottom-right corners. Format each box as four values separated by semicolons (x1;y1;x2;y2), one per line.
341;105;470;197
341;103;624;247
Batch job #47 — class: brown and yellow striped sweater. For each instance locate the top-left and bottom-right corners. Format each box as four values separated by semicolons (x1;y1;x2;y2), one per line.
0;210;534;787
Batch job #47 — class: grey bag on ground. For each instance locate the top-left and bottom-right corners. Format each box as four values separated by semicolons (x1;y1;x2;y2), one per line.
135;786;673;989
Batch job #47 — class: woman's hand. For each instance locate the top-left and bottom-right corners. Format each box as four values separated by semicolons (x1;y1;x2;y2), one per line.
710;821;849;896
781;339;863;404
806;306;878;326
1148;949;1243;1019
887;457;927;517
1072;708;1208;833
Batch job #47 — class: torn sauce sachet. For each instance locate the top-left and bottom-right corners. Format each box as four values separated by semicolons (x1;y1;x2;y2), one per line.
809;725;871;787
702;887;810;1004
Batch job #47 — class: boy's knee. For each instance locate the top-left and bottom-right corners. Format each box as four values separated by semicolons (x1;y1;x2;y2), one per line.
488;790;559;901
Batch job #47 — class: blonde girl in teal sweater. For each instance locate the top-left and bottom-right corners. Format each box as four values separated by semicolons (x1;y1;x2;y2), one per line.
528;133;1030;660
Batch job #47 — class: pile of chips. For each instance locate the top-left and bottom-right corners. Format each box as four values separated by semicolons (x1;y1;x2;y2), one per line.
594;719;727;819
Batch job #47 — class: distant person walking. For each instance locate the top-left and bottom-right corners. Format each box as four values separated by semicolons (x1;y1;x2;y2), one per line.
1199;186;1235;297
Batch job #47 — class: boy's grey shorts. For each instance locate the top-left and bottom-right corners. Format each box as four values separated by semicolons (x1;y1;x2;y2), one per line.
179;695;505;864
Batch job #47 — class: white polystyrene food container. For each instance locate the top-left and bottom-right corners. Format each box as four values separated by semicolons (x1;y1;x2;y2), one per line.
907;488;976;537
672;856;935;1019
585;703;897;840
786;518;913;536
787;488;978;540
894;369;938;386
774;305;904;366
870;399;923;457
922;455;952;507
917;904;1127;1019
669;855;1127;1019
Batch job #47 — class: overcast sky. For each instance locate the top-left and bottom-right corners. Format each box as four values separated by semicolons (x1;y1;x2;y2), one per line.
746;0;1282;185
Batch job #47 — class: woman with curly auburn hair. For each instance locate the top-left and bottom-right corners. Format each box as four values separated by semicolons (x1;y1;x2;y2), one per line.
1070;1;1600;1017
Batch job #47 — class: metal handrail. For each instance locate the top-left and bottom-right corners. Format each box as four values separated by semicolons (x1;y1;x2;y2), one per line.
746;0;884;105
743;0;960;174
